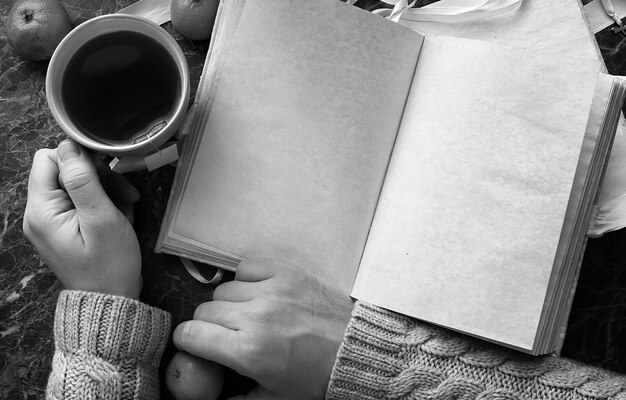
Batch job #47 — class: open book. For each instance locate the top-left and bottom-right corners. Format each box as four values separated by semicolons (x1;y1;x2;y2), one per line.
156;0;625;354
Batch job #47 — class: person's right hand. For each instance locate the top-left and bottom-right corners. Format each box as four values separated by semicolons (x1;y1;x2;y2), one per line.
173;259;355;400
23;140;142;299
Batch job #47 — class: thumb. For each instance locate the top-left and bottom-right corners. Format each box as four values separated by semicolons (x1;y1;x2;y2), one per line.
56;140;111;216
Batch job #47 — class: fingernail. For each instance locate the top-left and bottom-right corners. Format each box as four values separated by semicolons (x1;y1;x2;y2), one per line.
57;140;80;163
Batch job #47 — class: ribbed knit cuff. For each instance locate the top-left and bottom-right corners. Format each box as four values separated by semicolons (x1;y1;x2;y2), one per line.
53;290;171;368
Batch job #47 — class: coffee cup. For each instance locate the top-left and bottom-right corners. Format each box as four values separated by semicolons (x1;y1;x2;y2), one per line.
46;14;190;158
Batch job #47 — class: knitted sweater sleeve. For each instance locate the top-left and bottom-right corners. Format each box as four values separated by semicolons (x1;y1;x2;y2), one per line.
46;290;171;400
327;301;626;400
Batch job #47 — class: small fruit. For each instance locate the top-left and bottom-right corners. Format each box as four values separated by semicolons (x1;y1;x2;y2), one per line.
166;351;224;400
170;0;219;41
6;0;72;61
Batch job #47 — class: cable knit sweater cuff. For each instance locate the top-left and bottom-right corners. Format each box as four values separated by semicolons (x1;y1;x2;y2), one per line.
54;290;171;368
327;301;626;400
326;300;421;399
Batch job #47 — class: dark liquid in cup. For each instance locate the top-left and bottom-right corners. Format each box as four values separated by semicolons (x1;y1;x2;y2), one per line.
61;31;179;144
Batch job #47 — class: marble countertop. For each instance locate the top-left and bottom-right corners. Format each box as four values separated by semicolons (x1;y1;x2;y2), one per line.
0;0;625;399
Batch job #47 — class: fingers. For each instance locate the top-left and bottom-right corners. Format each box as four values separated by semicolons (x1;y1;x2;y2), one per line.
117;202;135;224
194;301;244;330
92;153;139;222
235;259;283;282
173;320;247;373
24;149;65;240
56;140;113;220
27;149;61;201
97;164;138;224
213;281;255;302
99;166;140;205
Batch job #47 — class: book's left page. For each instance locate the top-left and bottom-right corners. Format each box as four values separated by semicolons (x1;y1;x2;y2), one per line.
159;0;423;291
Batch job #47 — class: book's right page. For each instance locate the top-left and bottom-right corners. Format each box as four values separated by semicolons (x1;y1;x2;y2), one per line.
392;0;626;236
351;36;601;351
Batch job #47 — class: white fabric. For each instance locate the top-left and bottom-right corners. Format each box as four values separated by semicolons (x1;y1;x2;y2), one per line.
117;0;172;25
373;0;522;23
584;0;626;33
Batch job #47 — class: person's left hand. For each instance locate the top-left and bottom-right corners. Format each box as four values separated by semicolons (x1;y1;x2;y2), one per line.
173;259;355;400
23;140;142;299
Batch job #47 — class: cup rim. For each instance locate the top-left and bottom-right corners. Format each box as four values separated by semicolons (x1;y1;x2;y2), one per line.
46;14;190;156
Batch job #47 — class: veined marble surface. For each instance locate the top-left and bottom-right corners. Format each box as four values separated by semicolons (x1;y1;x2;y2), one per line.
0;0;624;399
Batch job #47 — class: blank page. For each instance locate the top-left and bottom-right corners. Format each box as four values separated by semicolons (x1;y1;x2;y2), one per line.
352;36;600;350
172;0;423;291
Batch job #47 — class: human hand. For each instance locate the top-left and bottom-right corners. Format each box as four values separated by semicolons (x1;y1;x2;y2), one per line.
23;139;142;299
173;260;355;400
